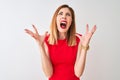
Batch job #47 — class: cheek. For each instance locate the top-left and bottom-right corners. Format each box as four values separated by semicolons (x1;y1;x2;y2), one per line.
56;17;60;25
68;18;72;26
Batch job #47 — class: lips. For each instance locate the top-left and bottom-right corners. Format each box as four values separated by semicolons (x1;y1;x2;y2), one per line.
60;21;67;29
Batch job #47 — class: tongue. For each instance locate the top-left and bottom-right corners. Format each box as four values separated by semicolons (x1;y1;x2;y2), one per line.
61;25;66;29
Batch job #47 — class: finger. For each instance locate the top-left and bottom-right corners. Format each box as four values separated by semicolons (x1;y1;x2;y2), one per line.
86;24;89;34
91;25;97;34
24;29;35;37
44;31;48;36
32;24;39;34
24;29;32;34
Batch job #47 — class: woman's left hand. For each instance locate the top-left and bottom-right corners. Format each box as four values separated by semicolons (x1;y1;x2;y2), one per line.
81;24;97;46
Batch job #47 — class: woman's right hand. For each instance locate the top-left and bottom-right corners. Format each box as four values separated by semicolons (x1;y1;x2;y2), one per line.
24;24;48;47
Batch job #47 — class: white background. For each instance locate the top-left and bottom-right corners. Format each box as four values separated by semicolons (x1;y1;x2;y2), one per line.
0;0;120;80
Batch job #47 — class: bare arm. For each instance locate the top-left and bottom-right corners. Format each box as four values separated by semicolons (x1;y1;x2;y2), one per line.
74;24;96;77
24;25;53;78
39;42;53;78
74;44;87;77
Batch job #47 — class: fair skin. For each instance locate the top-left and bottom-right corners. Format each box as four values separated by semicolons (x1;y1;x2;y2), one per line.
75;24;96;77
25;25;53;78
56;8;72;39
24;7;96;78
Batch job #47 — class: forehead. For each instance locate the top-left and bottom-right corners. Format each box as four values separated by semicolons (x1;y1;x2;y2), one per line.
58;7;71;13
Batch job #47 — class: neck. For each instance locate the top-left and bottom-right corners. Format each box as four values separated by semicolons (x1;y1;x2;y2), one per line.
58;32;67;40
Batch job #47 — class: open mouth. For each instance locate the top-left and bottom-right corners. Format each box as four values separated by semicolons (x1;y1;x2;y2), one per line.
60;21;67;29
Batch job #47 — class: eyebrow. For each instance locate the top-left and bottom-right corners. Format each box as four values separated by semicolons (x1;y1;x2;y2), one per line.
58;11;63;13
58;11;71;14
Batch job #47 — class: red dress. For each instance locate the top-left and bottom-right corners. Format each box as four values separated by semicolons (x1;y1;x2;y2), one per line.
44;35;80;80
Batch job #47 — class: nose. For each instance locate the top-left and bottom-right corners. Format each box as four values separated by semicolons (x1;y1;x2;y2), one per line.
62;14;66;19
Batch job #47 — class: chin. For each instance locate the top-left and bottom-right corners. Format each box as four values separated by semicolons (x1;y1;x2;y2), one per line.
58;29;68;33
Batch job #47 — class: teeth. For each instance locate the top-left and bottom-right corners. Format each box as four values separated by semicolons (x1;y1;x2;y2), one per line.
60;22;66;29
61;21;67;25
61;21;66;23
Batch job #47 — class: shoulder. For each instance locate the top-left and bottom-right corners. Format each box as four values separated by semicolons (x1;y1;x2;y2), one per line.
75;33;82;41
44;34;50;45
75;33;82;37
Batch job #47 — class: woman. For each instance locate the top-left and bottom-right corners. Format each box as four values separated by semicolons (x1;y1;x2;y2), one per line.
25;4;96;80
